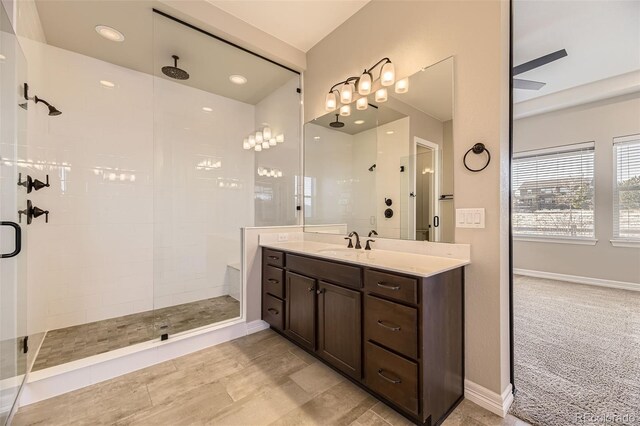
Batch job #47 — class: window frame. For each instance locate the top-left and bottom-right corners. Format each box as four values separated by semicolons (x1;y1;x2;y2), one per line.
612;134;640;247
512;142;597;244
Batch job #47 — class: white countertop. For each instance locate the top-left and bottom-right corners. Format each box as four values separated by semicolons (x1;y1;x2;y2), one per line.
260;240;469;278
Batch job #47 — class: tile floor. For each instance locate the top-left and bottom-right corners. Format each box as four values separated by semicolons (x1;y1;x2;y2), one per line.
15;329;528;425
33;296;240;371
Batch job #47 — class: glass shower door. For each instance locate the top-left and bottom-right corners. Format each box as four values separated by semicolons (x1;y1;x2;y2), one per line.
0;3;29;422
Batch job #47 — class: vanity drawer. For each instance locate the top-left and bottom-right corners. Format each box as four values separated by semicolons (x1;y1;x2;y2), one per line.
263;248;284;268
287;254;362;289
263;265;285;299
365;341;419;416
365;295;418;359
365;270;418;304
262;294;284;331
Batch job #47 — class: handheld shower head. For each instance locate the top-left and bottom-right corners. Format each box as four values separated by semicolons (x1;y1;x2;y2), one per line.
162;55;189;80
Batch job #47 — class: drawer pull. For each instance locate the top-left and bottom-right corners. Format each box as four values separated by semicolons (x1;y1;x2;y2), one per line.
377;282;400;291
268;256;280;260
267;278;280;284
376;320;401;332
377;369;402;384
267;308;279;315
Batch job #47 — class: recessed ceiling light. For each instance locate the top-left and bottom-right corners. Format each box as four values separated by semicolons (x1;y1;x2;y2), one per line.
386;130;395;135
229;75;247;85
354;120;365;125
100;80;115;88
202;107;213;112
95;25;125;42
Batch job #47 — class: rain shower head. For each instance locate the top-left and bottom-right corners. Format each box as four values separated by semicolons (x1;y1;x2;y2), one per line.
329;114;344;128
162;55;189;80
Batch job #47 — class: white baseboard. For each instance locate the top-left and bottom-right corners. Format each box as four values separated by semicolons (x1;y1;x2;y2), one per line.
514;269;640;292
464;380;513;417
246;319;270;334
20;319;255;407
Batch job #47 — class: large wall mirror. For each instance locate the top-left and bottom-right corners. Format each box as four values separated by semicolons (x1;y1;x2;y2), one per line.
304;57;454;242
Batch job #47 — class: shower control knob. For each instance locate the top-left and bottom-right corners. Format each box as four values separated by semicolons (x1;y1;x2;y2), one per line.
18;200;49;225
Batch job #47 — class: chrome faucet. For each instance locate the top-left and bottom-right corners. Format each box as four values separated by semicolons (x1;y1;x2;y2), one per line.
348;231;362;249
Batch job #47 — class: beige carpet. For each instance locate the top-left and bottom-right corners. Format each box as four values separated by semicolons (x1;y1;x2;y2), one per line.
509;275;640;426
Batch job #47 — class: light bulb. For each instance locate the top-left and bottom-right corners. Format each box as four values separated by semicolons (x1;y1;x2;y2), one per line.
358;71;372;95
243;139;250;150
269;138;277;146
340;104;351;116
340;82;353;104
325;92;337;111
263;126;272;140
255;131;263;143
380;61;395;86
375;88;388;103
395;77;409;94
249;135;256;147
276;134;284;143
356;97;368;110
255;144;262;152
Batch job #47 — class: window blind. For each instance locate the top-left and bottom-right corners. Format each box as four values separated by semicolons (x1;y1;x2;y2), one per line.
512;142;595;238
613;135;640;240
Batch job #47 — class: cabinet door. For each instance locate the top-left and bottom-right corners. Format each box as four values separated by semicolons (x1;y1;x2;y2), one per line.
317;281;362;379
285;272;316;350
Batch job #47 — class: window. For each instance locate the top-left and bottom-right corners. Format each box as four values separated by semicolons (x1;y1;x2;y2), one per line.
512;142;595;239
613;135;640;240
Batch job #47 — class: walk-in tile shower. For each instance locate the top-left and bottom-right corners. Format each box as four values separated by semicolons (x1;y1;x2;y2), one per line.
0;2;300;418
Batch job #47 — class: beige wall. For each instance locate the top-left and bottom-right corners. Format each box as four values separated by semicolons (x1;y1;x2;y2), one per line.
514;93;640;284
305;0;511;395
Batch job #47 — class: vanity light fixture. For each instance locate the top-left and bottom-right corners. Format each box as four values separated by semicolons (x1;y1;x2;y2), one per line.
255;144;262;152
395;78;409;94
249;134;256;148
269;138;277;146
375;88;388;103
324;58;400;112
95;25;125;42
340;104;351;117
276;134;284;143
245;129;284;151
243;138;250;150
356;97;368;111
263;126;272;140
255;131;263;144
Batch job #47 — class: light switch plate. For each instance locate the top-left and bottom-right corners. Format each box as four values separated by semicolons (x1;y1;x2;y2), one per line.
456;208;485;228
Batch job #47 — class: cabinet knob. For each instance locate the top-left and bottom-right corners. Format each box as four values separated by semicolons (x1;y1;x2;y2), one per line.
307;286;314;292
316;289;324;294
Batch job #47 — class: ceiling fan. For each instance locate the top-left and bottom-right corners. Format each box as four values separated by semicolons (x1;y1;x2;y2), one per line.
513;49;568;90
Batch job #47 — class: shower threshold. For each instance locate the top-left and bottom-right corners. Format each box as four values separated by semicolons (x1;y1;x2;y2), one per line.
32;296;240;371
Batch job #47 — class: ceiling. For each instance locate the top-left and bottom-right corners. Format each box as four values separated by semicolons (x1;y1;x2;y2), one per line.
513;0;640;103
35;0;297;105
309;105;406;136
206;0;370;52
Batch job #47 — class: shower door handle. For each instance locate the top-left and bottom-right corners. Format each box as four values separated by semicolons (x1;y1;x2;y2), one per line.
0;221;22;258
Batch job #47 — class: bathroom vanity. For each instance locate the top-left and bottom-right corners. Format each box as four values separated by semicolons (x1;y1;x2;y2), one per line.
260;241;467;425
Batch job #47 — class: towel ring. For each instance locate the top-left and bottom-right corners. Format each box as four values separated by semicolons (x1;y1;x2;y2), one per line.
463;143;491;172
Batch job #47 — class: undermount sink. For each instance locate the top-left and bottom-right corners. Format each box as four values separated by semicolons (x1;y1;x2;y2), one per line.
315;248;364;256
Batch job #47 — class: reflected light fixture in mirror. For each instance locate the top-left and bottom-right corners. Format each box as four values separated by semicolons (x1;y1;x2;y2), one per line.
263;126;272;140
375;88;388;102
395;78;409;93
243;138;250;150
249;134;256;148
356;97;368;110
340;104;351;116
255;131;263;144
276;134;284;143
95;25;125;42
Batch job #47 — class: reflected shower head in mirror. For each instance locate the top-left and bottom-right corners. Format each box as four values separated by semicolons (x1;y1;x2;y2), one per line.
35;97;62;116
329;114;344;128
162;55;189;80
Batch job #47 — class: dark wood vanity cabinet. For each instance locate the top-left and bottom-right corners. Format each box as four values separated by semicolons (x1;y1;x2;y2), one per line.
261;248;464;426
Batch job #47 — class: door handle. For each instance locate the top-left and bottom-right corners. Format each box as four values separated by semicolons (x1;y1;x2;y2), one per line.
0;221;22;258
433;215;440;228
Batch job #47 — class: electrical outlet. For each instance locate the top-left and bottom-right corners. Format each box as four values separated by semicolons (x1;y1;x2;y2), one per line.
277;233;288;242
